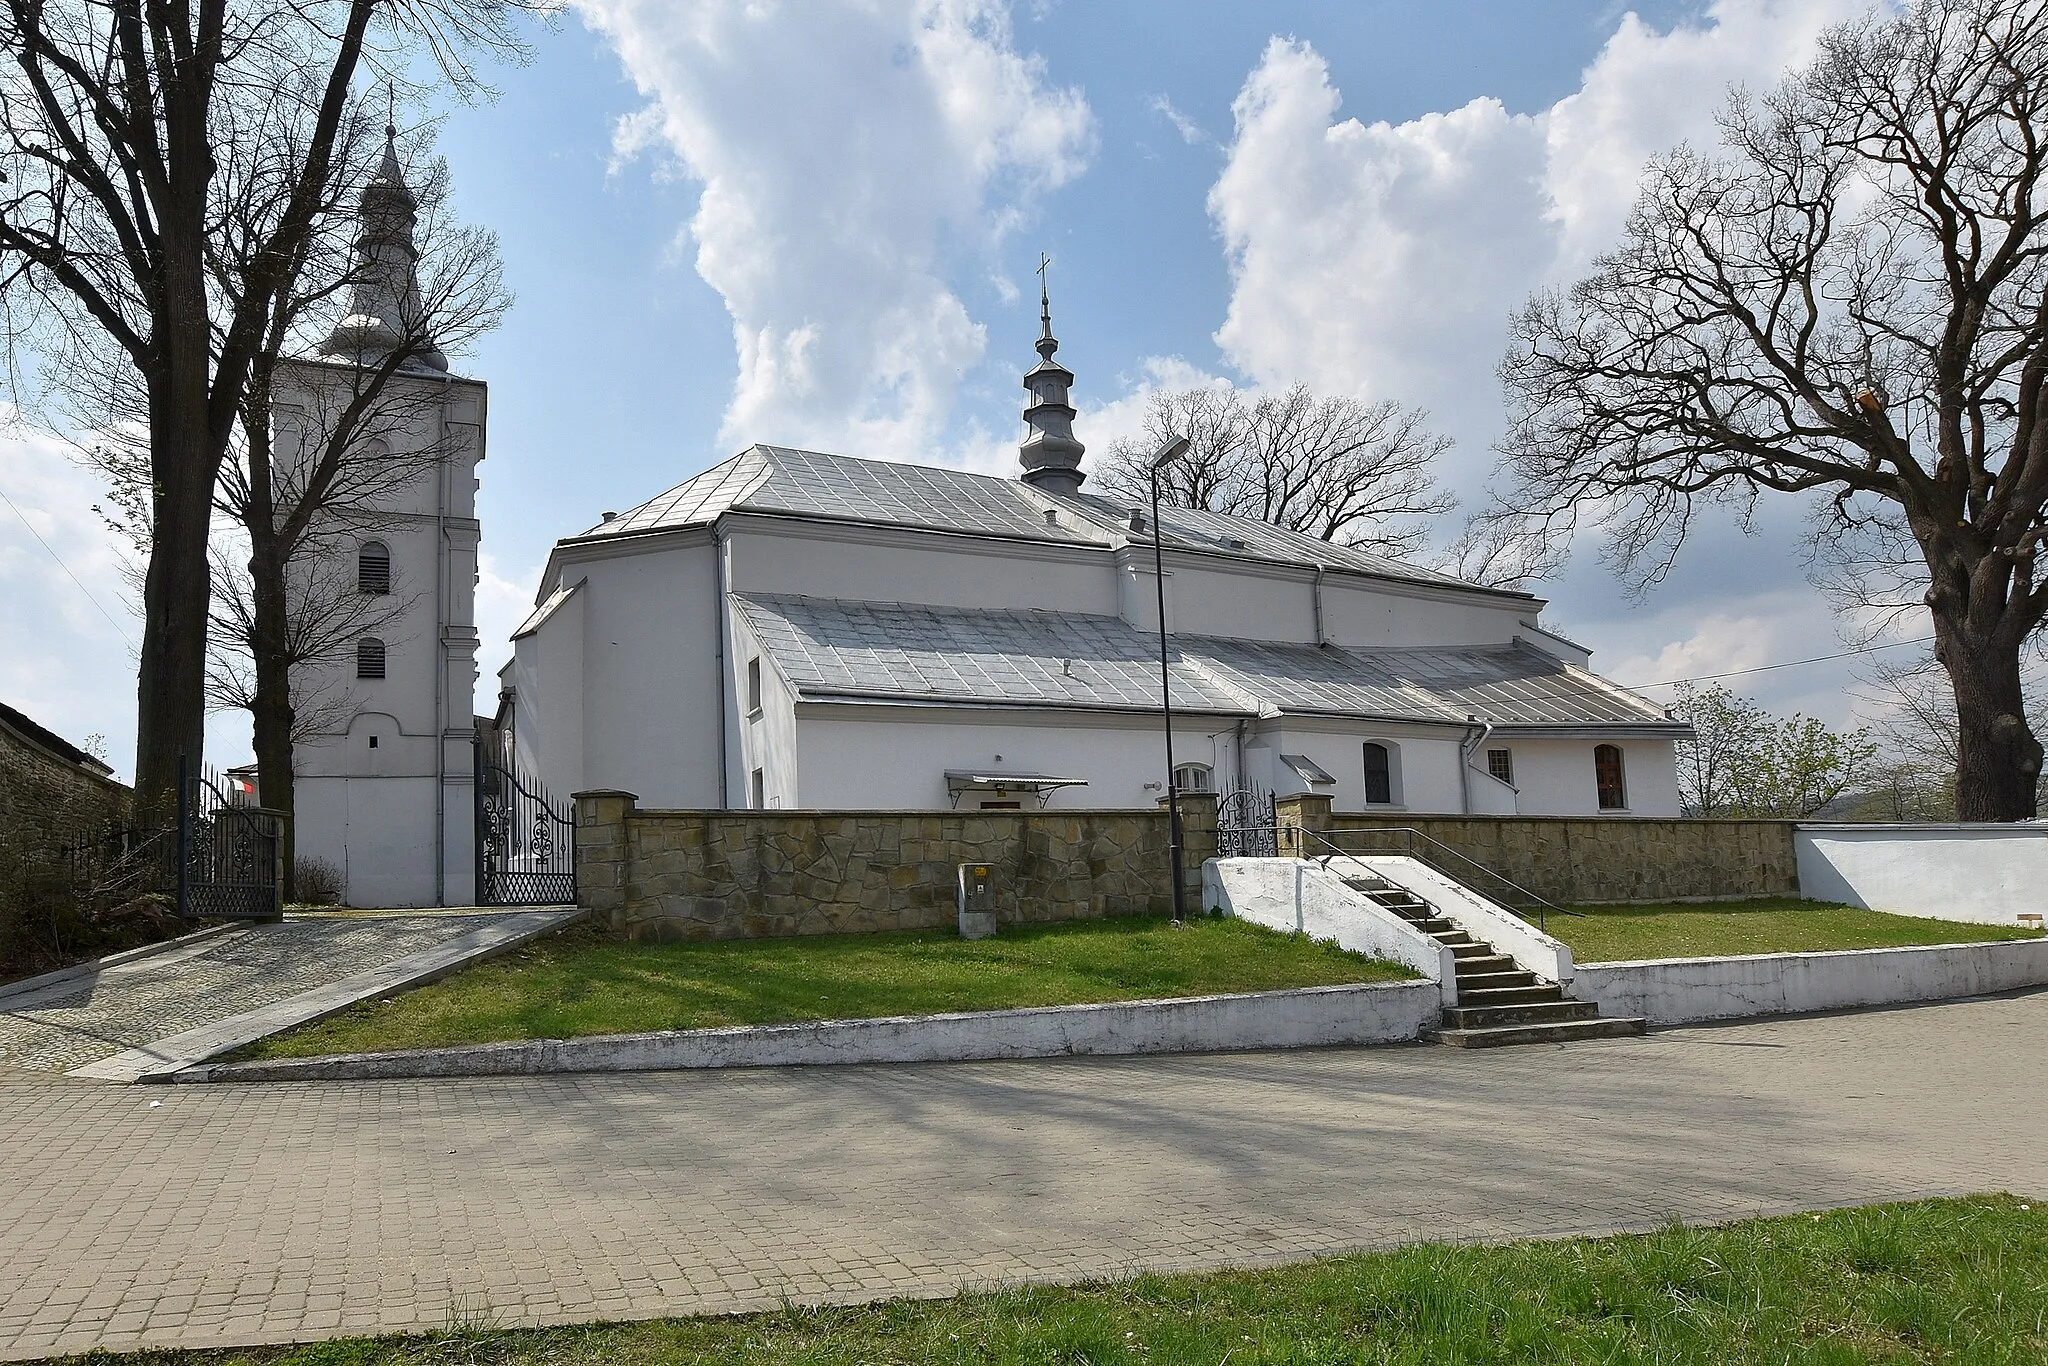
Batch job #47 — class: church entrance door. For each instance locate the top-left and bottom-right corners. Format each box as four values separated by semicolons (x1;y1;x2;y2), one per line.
473;740;577;906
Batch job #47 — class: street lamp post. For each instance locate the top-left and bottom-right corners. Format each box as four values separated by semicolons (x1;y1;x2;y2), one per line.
1148;434;1191;923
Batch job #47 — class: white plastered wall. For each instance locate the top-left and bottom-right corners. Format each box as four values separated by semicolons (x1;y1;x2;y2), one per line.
731;610;800;808
1497;736;1682;817
794;707;1237;810
541;534;724;809
726;518;1119;617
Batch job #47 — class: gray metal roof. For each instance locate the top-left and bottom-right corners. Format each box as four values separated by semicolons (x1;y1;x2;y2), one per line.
731;594;1250;714
581;445;1115;549
732;593;1679;730
576;445;1506;596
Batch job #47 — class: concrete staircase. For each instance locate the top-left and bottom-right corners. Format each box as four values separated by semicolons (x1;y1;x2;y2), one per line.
1340;874;1645;1048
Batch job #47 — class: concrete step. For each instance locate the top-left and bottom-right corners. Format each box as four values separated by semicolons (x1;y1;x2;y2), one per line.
1412;917;1456;935
1432;1016;1647;1049
1451;953;1518;977
1455;983;1566;1007
1452;968;1539;991
1441;999;1601;1030
1429;931;1476;949
1448;942;1497;959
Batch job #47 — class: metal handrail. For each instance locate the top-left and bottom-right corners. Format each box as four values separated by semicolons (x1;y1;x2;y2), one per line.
1278;823;1574;933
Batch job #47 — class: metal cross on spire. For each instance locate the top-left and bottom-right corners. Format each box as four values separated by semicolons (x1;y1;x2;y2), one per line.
1036;253;1053;338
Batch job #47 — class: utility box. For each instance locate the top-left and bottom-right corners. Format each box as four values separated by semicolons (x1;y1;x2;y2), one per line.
957;862;998;939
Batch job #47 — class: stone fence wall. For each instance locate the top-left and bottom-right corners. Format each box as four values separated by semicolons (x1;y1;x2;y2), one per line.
1275;795;1799;906
1;708;130;855
574;791;1217;941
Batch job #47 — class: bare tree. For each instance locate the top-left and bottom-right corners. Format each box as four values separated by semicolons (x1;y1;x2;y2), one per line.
1498;0;2048;820
0;0;523;820
1097;384;1456;558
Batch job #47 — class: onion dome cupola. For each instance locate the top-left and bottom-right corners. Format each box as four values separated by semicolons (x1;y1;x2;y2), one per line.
317;124;448;373
1018;266;1085;496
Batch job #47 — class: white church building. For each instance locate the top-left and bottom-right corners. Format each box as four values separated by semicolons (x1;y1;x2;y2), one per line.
499;291;1687;818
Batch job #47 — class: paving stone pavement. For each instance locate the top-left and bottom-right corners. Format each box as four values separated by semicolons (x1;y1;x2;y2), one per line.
2;989;2044;1359
0;914;525;1074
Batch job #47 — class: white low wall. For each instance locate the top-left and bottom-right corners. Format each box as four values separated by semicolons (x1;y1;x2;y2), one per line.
1337;855;1575;985
177;981;1442;1082
1573;937;2048;1025
1796;824;2048;926
1204;857;1458;999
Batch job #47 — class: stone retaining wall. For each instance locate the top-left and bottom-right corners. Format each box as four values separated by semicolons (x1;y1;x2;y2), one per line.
574;791;1217;941
1275;796;1798;906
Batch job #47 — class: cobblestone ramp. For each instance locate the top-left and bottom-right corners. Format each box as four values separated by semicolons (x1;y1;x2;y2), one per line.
0;915;527;1074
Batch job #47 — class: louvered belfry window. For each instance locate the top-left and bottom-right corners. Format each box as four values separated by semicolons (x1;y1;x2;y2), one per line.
356;637;387;680
358;541;392;595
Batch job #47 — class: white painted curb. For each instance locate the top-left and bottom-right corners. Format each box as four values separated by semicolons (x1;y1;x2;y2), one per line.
171;979;1441;1082
1572;937;2048;1025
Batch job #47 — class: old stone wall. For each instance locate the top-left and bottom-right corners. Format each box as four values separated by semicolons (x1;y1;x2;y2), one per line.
575;791;1217;941
1276;796;1798;906
1;711;130;855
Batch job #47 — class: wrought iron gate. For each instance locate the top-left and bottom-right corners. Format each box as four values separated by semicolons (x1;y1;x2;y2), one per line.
474;740;577;905
1216;784;1278;859
179;764;283;921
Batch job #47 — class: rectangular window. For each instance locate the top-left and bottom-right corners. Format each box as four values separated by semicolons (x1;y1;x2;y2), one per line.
750;767;765;809
1595;744;1627;810
1362;743;1393;805
1487;748;1514;786
747;658;763;715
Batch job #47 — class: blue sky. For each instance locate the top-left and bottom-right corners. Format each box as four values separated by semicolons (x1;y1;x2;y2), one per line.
3;0;1914;778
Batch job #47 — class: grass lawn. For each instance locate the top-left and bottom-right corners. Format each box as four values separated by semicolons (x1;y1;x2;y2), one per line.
1549;895;2044;963
63;1197;2048;1364
239;914;1412;1060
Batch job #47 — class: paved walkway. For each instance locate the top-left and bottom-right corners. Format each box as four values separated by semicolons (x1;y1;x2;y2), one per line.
0;913;542;1075
2;989;2043;1359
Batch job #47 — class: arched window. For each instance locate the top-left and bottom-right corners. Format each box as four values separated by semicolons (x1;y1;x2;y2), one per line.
1362;742;1394;805
1594;744;1627;810
356;637;387;680
358;541;391;595
1173;762;1212;793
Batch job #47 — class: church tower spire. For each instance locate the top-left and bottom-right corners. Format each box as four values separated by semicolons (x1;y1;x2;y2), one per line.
1018;257;1085;495
318;122;448;372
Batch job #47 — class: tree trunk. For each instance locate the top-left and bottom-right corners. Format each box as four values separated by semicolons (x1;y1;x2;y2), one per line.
133;107;223;830
133;386;218;829
248;538;299;904
1935;615;2044;821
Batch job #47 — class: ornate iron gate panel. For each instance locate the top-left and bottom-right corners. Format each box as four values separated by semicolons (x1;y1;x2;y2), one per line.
474;741;577;905
179;765;283;921
1216;785;1278;859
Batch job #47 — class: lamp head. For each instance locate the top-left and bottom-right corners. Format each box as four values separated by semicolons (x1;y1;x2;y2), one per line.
1150;434;1191;471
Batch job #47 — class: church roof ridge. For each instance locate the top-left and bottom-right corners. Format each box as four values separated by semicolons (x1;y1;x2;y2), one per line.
570;442;1528;600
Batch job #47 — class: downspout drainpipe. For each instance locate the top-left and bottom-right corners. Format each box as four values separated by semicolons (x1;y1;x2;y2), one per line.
1311;563;1328;646
712;520;731;808
433;377;450;906
1457;718;1492;815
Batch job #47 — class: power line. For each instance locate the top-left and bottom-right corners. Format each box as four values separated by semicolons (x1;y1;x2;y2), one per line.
0;482;137;648
1622;636;1934;691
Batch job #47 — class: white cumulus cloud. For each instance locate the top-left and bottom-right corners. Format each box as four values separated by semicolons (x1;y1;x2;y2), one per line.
1205;0;1869;491
580;0;1093;459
